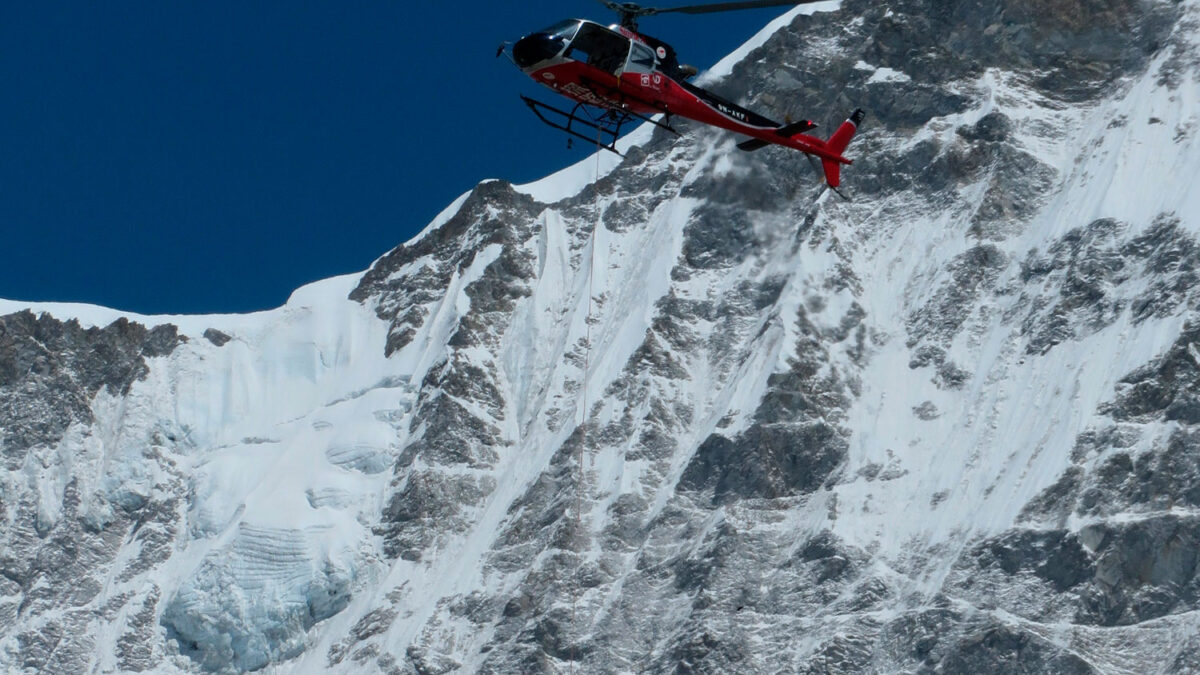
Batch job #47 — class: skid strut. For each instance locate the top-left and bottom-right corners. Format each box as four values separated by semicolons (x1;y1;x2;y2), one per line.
522;96;627;155
521;89;678;156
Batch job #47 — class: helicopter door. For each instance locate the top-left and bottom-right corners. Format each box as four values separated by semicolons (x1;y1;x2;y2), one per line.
625;41;657;75
565;22;632;76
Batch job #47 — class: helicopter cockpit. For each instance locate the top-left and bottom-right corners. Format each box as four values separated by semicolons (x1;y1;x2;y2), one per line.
512;20;580;69
564;22;635;75
513;19;659;78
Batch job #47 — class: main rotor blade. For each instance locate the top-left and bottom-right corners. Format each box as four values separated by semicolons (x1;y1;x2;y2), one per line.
654;0;826;16
596;0;826;27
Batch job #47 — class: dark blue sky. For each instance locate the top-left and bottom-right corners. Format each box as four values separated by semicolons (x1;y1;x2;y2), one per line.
1;2;787;314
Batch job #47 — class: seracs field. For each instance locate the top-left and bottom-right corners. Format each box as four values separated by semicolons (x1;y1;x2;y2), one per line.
2;0;1200;672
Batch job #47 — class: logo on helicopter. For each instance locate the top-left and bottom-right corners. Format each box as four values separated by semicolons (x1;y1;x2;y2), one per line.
562;82;610;107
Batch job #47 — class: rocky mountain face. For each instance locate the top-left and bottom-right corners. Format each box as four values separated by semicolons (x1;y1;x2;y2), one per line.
2;0;1198;672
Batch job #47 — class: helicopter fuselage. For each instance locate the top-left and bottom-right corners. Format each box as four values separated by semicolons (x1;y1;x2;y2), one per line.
509;18;855;172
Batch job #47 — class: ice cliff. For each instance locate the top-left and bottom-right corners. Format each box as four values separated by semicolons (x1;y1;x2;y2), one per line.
2;0;1199;672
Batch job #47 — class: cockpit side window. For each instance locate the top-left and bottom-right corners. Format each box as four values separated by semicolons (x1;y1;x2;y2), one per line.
565;23;631;76
626;42;657;74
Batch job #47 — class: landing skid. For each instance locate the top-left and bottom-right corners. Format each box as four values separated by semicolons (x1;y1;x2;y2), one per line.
520;92;678;156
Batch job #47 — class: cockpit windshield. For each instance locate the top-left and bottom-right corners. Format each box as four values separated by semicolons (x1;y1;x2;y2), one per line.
564;22;630;76
536;19;582;41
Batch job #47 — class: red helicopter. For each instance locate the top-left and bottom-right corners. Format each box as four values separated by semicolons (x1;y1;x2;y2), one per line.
500;0;865;189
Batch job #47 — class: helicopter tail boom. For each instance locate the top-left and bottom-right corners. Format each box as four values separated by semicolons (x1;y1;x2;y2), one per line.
736;117;819;152
732;108;864;187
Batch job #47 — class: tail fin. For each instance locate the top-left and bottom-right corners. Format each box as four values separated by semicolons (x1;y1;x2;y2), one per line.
821;109;866;187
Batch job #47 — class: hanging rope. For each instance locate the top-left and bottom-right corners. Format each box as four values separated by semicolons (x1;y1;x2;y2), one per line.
569;127;605;674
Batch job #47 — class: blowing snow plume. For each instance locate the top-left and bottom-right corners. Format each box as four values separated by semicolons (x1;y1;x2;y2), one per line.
1;0;1199;672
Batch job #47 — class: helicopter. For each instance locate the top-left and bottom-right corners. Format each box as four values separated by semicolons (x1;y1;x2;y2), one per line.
499;0;865;189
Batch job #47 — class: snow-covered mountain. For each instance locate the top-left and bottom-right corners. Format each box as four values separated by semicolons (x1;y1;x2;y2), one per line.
3;0;1198;672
